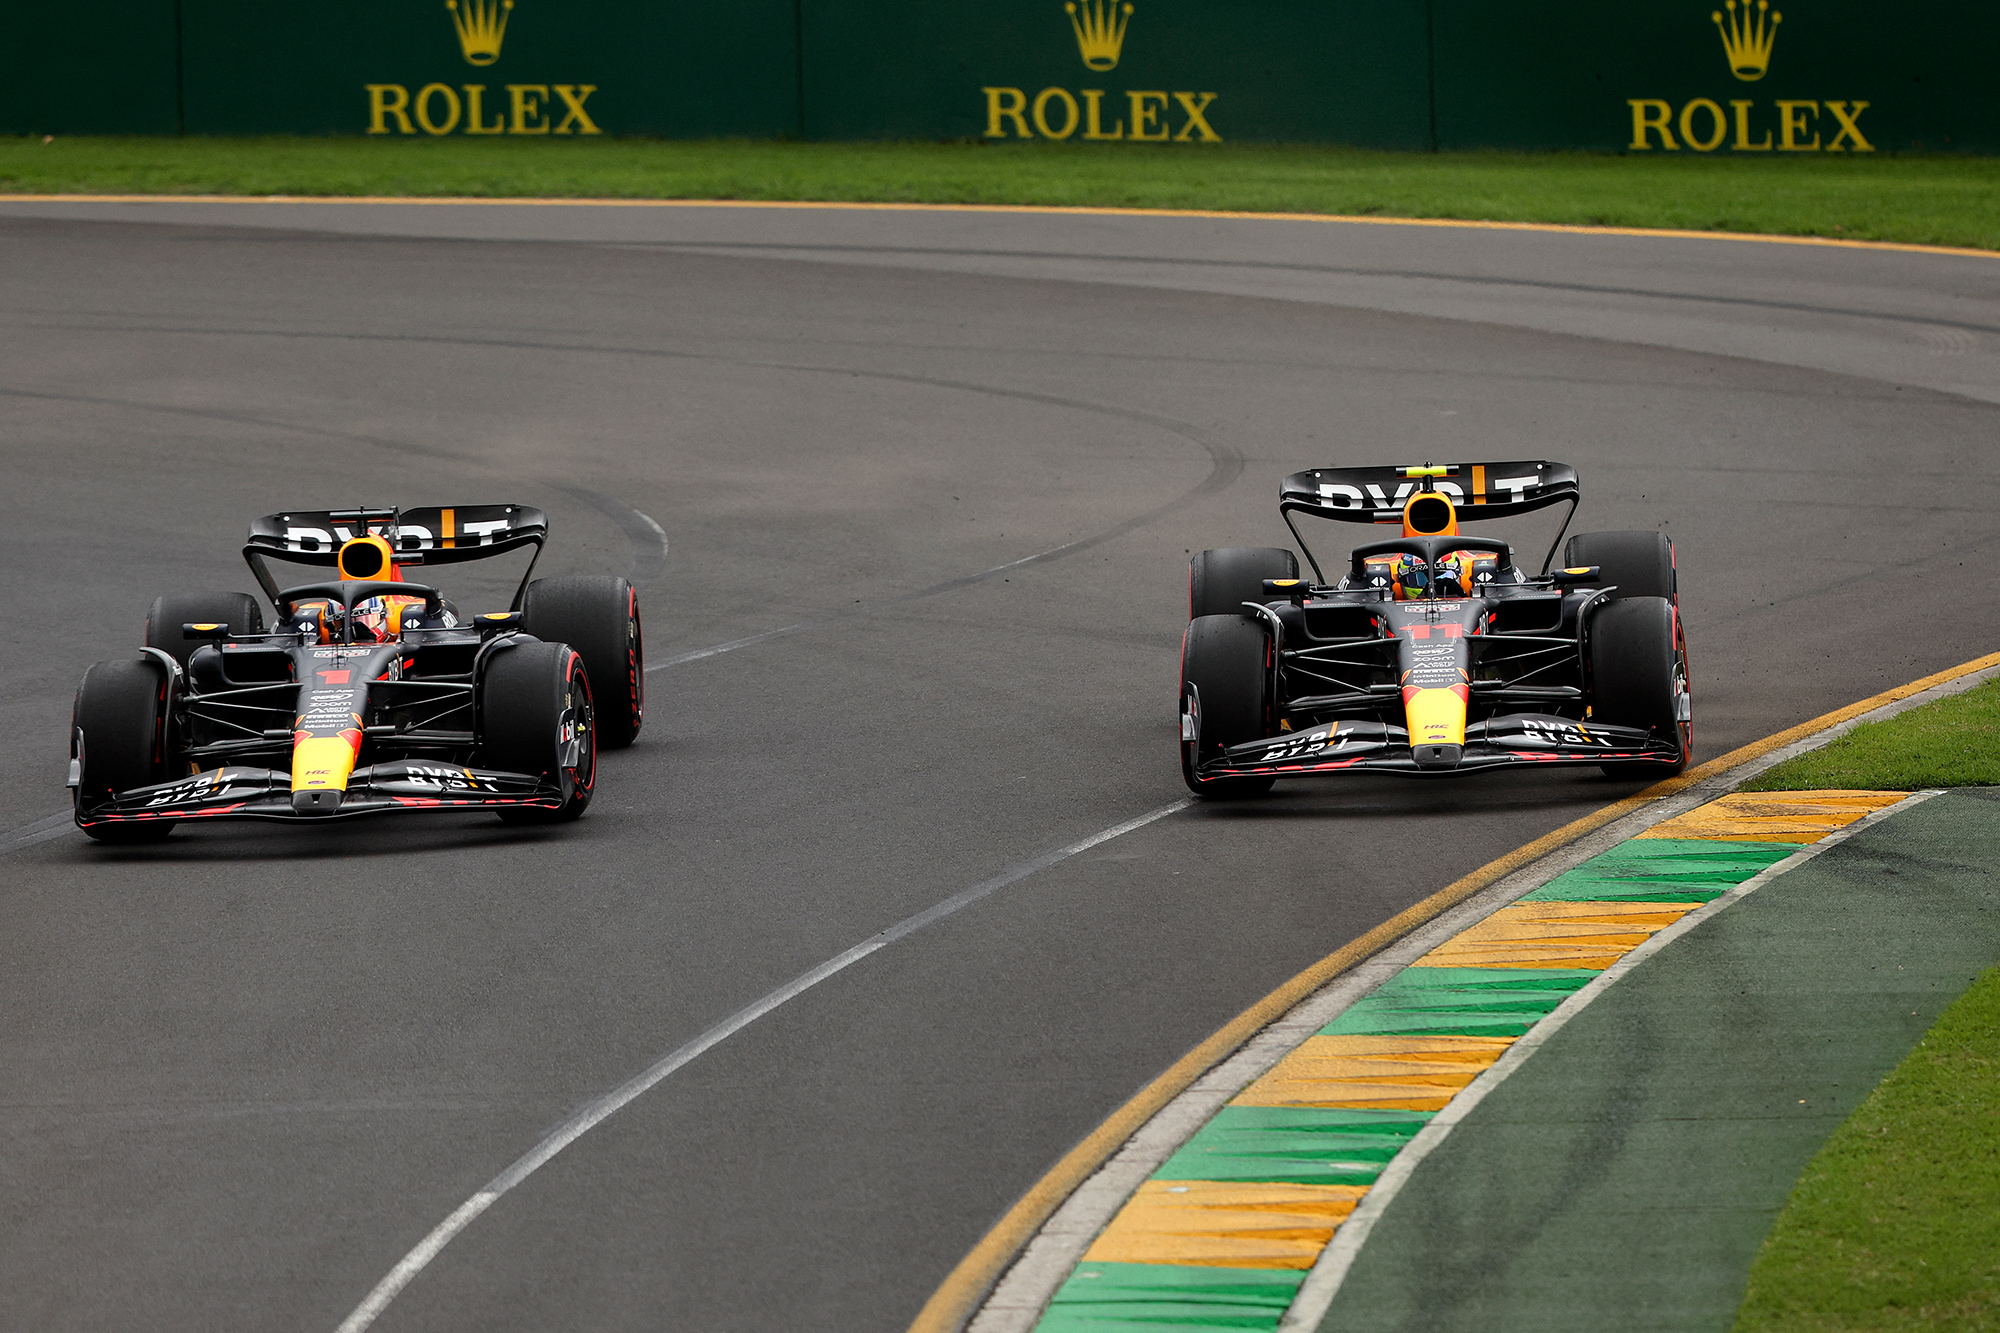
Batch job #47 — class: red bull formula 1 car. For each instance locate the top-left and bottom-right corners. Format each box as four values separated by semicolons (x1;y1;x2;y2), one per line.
68;505;644;841
1179;462;1690;797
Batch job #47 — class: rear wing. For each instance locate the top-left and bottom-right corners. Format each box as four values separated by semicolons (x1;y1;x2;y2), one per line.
243;506;547;608
1278;463;1579;579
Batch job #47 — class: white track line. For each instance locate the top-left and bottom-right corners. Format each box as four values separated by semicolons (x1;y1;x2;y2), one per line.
1275;788;1943;1331
648;622;811;670
332;797;1191;1333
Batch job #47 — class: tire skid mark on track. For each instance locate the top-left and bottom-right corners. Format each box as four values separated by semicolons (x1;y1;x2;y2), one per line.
602;240;2000;341
330;799;1191;1333
550;484;669;587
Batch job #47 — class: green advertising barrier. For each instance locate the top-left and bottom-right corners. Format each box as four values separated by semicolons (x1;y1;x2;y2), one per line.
1435;0;2000;154
5;0;1997;151
800;0;1430;147
179;0;799;137
0;0;180;136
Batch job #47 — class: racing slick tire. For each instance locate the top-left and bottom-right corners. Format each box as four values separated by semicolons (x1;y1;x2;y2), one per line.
1189;547;1299;620
144;591;266;672
1588;596;1691;778
1180;614;1276;799
72;657;177;842
1562;531;1676;603
520;576;643;749
478;640;597;824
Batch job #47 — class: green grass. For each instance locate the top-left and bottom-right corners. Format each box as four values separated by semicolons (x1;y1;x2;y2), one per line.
1733;964;2000;1332
5;136;2000;251
1743;679;2000;792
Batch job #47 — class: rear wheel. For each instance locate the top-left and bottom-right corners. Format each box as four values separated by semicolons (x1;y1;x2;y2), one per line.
72;658;177;842
145;592;265;672
1180;614;1276;798
1189;547;1299;620
1562;531;1675;602
478;640;596;824
520;576;643;748
1588;596;1690;777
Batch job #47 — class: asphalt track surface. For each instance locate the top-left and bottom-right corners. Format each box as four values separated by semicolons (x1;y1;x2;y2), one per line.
1;198;1996;1332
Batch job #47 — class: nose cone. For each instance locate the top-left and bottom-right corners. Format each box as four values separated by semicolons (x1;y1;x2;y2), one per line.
1413;744;1463;770
293;789;345;814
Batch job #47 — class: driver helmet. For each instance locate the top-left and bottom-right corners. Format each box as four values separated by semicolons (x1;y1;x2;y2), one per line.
352;594;431;642
352;595;394;643
1432;550;1479;598
1392;552;1430;601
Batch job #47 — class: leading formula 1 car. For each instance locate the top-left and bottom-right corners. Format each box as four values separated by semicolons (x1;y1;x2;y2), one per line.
69;505;644;841
1180;461;1690;797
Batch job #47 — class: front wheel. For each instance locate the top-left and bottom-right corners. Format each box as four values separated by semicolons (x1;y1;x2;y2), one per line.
73;658;177;842
477;640;596;824
1588;596;1690;778
1180;614;1276;799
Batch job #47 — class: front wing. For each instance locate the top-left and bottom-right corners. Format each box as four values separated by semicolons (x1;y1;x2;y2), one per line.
75;760;567;828
1185;707;1684;782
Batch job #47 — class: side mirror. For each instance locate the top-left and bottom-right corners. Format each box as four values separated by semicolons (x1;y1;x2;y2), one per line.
476;611;524;633
182;622;232;641
1549;566;1601;586
1261;578;1310;602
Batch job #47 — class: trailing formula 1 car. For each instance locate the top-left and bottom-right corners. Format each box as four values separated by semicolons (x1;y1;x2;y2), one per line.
69;505;644;840
1180;462;1690;797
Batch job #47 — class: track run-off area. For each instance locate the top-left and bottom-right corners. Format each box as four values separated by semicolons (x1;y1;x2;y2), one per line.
2;197;1996;1332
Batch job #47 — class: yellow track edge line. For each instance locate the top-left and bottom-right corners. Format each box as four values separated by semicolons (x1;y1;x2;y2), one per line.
905;645;2000;1333
0;193;1993;261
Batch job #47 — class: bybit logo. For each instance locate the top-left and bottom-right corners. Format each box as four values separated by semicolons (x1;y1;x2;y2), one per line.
1712;0;1780;81
448;0;513;66
1066;0;1133;71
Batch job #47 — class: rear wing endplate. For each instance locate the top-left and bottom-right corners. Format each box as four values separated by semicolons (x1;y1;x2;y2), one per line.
1278;462;1579;579
243;506;547;609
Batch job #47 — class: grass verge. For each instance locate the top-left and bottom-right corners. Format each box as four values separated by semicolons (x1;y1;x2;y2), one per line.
4;137;2000;251
1743;678;2000;791
1733;964;2000;1332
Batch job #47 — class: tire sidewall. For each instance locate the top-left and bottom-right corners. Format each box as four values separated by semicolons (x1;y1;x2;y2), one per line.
520;576;642;748
1587;596;1689;770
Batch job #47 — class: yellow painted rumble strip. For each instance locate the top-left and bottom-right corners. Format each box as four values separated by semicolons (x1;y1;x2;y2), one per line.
1413;900;1705;970
1229;1035;1515;1111
2;194;1995;261
1080;1181;1368;1270
1636;790;1907;843
906;648;2000;1333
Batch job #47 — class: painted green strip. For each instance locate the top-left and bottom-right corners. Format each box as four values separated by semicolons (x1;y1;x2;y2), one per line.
1040;1262;1305;1332
1319;967;1597;1037
1319;790;2000;1333
1158;1107;1433;1185
1521;839;1801;903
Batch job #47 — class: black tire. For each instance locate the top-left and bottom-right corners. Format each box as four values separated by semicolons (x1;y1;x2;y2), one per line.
477;640;596;824
72;658;177;842
1179;614;1276;798
1189;547;1299;620
145;591;266;672
520;576;643;748
1588;596;1691;778
1562;531;1676;603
